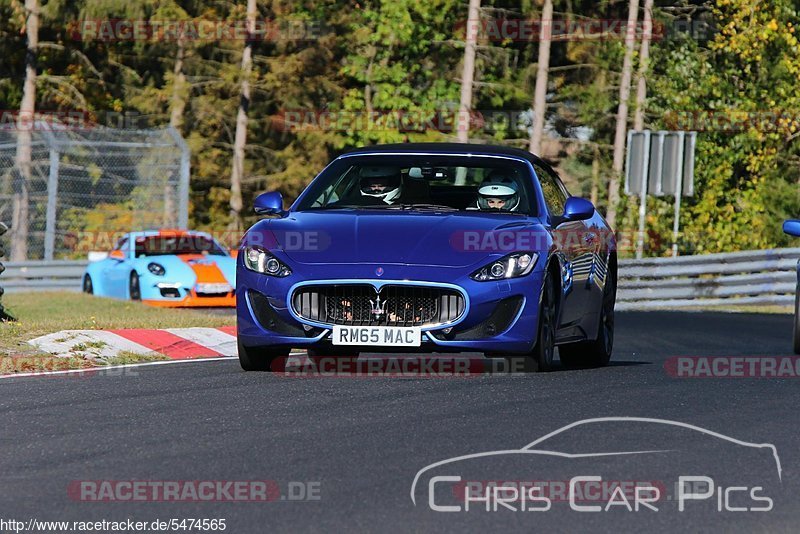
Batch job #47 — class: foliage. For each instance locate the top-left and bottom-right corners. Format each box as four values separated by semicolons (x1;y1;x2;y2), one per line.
1;0;799;255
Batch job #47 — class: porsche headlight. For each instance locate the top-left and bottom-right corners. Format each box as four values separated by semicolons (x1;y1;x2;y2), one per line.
148;262;166;276
471;252;538;281
243;246;291;277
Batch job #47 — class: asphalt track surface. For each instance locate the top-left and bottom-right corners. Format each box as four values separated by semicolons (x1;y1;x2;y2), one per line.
1;311;799;533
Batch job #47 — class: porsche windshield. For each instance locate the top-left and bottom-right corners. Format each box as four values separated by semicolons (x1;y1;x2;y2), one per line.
296;156;535;215
133;235;227;257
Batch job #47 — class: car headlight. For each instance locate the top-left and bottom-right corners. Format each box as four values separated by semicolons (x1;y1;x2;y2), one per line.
243;246;292;277
148;262;166;276
471;252;538;281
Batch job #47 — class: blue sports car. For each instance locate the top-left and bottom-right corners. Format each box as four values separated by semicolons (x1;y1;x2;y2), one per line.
236;143;617;372
783;219;800;354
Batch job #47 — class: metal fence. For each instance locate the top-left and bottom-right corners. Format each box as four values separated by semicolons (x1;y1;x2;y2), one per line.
3;249;799;312
617;248;800;310
0;123;189;261
0;260;86;293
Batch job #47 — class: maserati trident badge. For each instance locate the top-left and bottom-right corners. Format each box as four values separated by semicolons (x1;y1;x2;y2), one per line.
369;294;387;319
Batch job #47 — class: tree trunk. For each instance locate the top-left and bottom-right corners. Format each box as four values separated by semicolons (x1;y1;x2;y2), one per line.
456;0;481;144
170;36;187;132
591;145;601;206
590;69;608;207
229;0;257;231
165;36;187;228
633;0;654;131
606;0;640;229
11;0;39;261
528;0;554;155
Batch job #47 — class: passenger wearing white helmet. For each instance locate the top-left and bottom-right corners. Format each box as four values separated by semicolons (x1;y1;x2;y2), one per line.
476;174;520;212
358;166;402;204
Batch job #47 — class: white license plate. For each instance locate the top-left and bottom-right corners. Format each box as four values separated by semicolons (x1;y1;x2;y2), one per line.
196;283;232;294
332;326;421;347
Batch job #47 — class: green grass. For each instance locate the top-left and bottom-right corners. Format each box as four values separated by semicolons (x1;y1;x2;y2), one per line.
0;292;235;358
104;351;171;365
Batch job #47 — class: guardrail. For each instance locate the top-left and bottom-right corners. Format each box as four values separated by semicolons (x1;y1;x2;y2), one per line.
617;248;800;310
0;260;87;293
2;249;799;311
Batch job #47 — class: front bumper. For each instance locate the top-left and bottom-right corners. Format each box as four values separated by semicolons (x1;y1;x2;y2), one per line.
143;293;236;308
236;263;543;354
140;279;236;308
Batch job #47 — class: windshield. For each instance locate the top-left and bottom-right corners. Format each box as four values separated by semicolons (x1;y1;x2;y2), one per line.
132;235;228;257
295;155;536;215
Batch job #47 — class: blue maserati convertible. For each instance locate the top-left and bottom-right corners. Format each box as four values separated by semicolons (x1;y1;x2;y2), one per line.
783;219;800;354
236;143;617;372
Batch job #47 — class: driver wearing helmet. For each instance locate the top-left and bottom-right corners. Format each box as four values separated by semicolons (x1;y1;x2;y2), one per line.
476;174;520;212
357;166;402;204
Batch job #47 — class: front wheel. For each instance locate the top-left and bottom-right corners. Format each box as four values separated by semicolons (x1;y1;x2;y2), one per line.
505;271;557;373
559;270;616;368
129;272;141;301
238;339;289;372
83;275;94;294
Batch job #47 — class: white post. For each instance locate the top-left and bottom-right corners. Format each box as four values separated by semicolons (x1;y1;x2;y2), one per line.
44;148;59;260
178;147;190;229
636;130;651;259
671;132;686;257
167;127;190;229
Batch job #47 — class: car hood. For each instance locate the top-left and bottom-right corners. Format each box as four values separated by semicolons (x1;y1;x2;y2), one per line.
245;211;546;267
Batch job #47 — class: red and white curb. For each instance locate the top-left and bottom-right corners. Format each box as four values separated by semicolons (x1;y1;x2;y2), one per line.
28;326;239;360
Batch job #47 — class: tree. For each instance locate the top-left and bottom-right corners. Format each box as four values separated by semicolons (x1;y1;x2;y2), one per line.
606;0;640;228
10;0;39;261
229;0;257;231
633;0;654;130
456;0;481;144
528;0;553;155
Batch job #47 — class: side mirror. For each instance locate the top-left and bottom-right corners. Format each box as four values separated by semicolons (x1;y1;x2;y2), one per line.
784;220;800;237
254;191;286;216
109;249;126;261
562;197;595;222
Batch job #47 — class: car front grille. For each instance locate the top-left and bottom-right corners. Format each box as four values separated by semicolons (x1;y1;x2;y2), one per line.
292;284;465;327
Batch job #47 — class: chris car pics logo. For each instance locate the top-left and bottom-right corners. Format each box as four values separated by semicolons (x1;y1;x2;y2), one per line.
410;417;781;513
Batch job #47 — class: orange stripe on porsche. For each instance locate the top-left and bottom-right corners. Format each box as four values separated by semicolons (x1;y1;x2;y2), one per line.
179;255;228;284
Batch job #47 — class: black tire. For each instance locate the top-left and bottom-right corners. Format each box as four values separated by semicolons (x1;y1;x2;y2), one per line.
83;275;94;294
559;269;616;369
238;339;289;372
505;271;557;373
793;290;800;355
129;272;141;301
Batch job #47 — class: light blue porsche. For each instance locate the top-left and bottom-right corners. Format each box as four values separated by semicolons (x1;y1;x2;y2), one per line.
83;230;236;307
